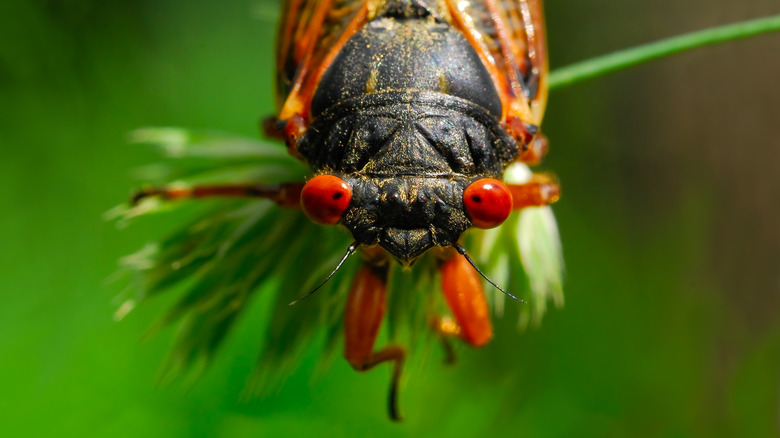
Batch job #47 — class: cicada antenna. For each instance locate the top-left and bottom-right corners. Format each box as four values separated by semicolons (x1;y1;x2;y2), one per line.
289;241;359;306
452;243;526;303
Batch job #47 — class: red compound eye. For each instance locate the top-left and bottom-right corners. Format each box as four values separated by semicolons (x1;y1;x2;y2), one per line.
300;174;352;225
463;178;513;229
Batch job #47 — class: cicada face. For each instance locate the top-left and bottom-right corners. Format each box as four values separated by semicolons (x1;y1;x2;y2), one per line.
293;4;527;264
338;174;474;265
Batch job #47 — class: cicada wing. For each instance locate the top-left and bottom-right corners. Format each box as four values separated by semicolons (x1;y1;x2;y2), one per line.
276;0;548;124
521;0;548;123
275;0;370;121
444;0;548;126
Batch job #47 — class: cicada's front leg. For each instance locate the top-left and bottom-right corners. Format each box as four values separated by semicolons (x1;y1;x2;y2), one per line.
343;262;406;422
437;252;493;348
432;170;558;356
131;182;304;208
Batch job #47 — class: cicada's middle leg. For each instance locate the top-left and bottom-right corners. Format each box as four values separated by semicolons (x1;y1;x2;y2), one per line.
343;262;406;422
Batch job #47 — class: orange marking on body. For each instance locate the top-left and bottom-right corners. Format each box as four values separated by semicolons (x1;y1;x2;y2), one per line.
311;5;369;100
521;0;549;122
277;0;304;74
484;0;524;99
279;0;333;121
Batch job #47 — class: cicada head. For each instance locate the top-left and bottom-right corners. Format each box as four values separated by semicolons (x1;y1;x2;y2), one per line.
342;174;471;266
298;93;518;265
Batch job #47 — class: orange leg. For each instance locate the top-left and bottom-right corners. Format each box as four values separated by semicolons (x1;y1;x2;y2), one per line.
439;254;493;347
508;175;560;210
131;182;304;208
344;263;405;421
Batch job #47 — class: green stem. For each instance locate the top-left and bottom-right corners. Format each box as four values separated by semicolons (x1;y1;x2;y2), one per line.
549;14;780;90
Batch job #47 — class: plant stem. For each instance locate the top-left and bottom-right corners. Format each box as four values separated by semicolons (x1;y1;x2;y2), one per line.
549;14;780;90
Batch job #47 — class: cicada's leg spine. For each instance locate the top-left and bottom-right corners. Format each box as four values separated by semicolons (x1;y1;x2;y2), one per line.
343;262;406;422
131;182;304;208
439;253;493;347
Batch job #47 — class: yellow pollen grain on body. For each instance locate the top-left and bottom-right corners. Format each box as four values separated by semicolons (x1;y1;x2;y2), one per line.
438;73;450;94
366;69;379;94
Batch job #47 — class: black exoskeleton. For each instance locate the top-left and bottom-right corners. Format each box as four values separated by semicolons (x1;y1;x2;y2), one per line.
297;4;519;265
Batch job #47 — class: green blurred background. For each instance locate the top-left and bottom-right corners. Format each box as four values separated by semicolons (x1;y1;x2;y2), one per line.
1;0;779;436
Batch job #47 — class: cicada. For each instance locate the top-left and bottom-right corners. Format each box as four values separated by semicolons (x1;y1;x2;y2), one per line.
131;0;559;420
